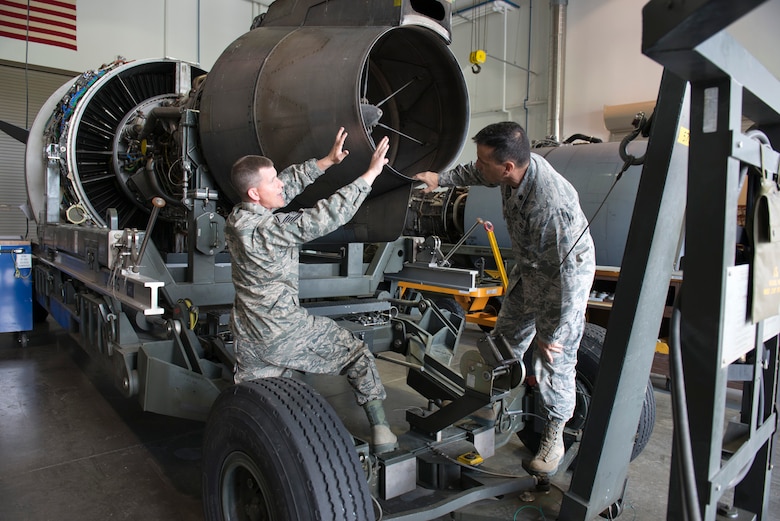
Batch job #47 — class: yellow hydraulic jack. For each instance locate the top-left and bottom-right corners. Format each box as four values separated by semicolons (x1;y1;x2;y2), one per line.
396;219;508;331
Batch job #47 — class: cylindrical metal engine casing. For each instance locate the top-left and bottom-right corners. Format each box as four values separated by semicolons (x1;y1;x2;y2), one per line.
198;24;469;208
463;141;648;267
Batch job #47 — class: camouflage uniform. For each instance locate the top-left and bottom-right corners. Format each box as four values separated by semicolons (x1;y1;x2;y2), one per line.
439;154;595;422
225;159;386;405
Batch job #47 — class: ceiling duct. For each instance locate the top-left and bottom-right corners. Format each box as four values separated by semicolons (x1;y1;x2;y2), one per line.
452;0;519;27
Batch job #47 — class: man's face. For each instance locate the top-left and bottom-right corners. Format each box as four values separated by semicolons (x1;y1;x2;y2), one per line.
250;166;285;210
474;144;507;184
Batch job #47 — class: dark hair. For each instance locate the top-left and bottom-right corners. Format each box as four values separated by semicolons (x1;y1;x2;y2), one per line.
231;155;274;200
473;122;530;167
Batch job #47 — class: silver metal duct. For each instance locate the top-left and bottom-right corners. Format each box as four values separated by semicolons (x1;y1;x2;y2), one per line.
465;141;647;267
547;0;568;141
405;141;649;267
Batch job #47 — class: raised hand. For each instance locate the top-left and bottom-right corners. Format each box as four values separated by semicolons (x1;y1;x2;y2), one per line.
317;127;350;171
360;136;390;186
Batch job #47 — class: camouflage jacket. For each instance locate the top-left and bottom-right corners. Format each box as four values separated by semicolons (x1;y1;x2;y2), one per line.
439;153;595;343
225;159;372;346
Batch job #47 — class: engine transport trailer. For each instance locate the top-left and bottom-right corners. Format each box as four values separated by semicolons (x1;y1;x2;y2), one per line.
9;0;779;519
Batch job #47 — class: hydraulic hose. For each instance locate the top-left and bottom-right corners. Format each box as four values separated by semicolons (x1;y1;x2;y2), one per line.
669;288;703;521
563;133;602;144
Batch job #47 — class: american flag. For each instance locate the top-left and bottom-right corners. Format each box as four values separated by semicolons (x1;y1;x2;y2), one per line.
0;0;77;51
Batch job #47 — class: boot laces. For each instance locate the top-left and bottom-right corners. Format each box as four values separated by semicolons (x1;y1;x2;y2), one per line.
538;422;563;461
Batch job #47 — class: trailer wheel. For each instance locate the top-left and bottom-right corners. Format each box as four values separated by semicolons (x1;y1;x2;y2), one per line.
435;296;465;319
479;297;502;332
518;323;655;464
202;377;374;521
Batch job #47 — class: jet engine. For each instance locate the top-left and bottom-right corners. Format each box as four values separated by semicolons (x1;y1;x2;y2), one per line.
24;0;469;417
27;0;469;247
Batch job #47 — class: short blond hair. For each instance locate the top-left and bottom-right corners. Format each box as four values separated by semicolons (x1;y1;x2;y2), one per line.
231;155;274;201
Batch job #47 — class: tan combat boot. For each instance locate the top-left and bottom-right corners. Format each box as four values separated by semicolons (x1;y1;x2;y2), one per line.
524;419;565;475
364;399;398;454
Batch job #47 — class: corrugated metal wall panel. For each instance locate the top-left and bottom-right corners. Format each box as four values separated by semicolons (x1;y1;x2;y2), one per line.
0;64;75;241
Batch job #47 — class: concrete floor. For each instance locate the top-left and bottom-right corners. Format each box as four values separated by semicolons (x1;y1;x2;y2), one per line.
1;319;778;520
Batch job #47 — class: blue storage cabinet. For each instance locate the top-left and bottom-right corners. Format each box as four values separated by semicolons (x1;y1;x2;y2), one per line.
0;240;33;346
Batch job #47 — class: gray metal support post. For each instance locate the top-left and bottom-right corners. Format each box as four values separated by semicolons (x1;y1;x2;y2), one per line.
642;1;779;519
557;71;690;520
669;75;741;520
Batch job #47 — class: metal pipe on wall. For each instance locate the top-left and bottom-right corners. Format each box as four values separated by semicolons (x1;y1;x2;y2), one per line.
524;0;533;131
547;0;567;141
163;0;168;58
502;6;509;119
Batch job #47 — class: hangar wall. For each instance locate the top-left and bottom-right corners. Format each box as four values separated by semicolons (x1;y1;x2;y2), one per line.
446;0;780;166
0;0;778;238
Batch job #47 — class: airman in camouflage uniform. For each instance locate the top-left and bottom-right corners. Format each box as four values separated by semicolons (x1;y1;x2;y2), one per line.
226;129;398;453
414;122;595;474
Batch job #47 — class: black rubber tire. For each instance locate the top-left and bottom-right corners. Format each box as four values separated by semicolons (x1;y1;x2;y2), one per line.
518;323;655;463
478;297;503;333
435;296;465;319
202;377;373;521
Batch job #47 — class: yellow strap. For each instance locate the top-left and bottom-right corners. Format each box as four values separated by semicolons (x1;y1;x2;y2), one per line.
483;220;509;290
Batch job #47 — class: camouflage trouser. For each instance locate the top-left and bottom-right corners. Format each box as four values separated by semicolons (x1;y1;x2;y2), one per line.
233;313;386;406
493;276;591;423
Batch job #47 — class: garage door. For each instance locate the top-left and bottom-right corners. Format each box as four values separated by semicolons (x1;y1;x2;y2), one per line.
0;63;76;241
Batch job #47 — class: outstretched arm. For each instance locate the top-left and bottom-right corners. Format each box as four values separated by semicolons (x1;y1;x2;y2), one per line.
264;136;391;246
